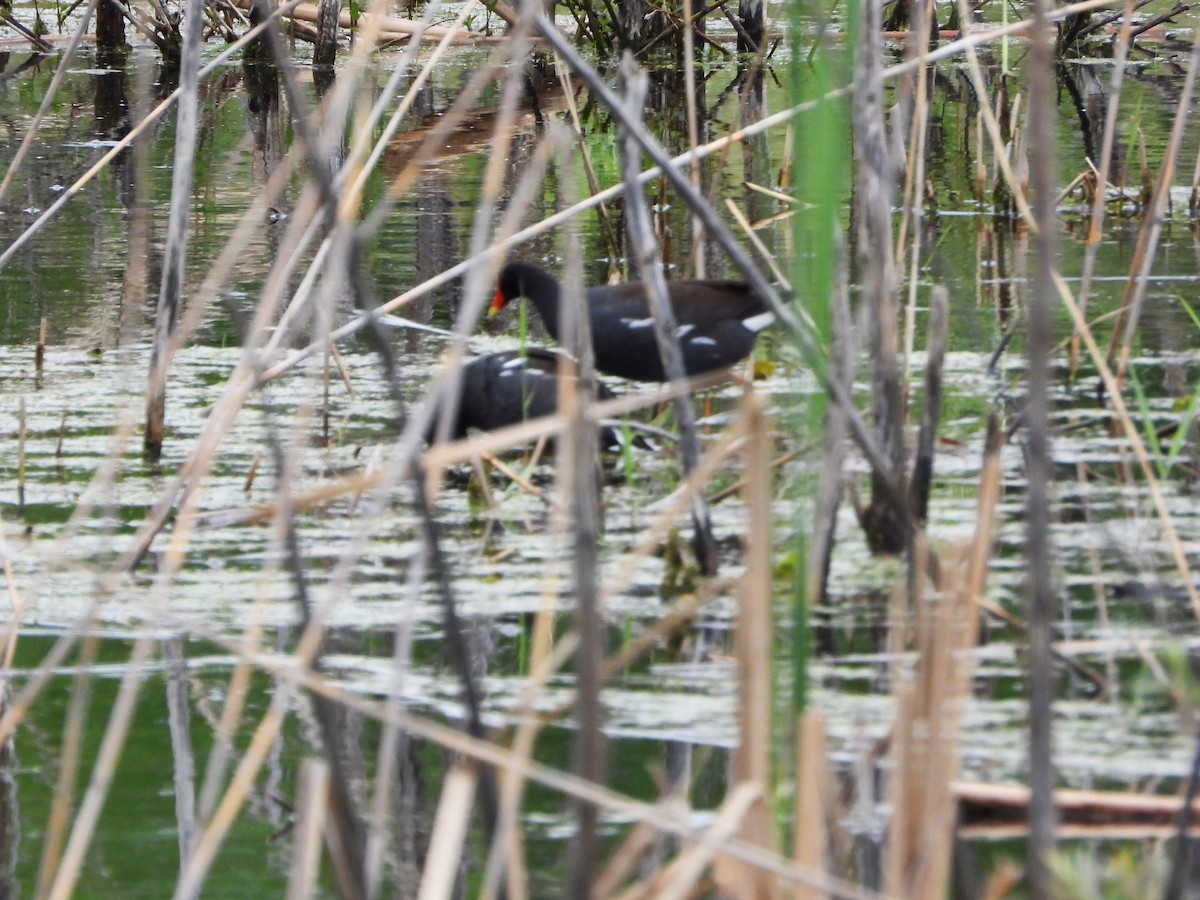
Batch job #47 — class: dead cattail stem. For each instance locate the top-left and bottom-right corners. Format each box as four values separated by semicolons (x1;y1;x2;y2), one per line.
909;285;948;523
312;0;339;68
287;760;330;900
853;0;908;555
35;317;46;372
714;392;778;900
144;0;208;460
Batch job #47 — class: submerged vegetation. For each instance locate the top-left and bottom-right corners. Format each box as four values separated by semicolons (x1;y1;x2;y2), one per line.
3;0;1200;895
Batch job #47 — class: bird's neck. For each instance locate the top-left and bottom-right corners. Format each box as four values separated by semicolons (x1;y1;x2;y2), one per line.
521;267;562;339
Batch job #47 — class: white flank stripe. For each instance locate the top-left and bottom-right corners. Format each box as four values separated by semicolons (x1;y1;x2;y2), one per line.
742;311;776;333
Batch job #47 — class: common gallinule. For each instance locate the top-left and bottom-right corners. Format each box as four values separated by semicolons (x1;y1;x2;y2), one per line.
425;348;625;448
489;262;775;382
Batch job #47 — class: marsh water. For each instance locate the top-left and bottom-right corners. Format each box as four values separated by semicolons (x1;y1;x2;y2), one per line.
4;15;1200;895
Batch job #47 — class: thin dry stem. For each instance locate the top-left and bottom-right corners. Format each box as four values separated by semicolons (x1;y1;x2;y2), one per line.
713;392;778;899
286;760;331;900
416;763;478;900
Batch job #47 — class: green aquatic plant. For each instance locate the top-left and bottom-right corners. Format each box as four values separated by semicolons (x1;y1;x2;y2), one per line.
1050;843;1168;900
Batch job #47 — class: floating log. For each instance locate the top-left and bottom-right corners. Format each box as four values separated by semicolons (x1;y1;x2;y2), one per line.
956;781;1200;838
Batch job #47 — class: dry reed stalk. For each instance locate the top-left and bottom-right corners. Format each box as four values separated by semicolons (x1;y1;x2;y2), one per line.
286;759;330;900
198;640;883;899
881;418;1001;898
956;780;1200;833
16;399;24;517
164;637;198;864
593;818;664;897
45;633;156;900
364;551;425;899
480;724;532;900
33;631;98;898
175;638;316;896
793;711;831;900
416;763;478;900
724;198;791;288
713;392;778;900
681;0;706;278
196;580;272;821
553;240;607;894
616;782;763;900
0;528;23;672
884;537;975;898
618;55;718;574
808;233;855;605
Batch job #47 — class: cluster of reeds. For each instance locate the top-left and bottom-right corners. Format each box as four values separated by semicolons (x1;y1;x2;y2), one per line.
5;0;1200;895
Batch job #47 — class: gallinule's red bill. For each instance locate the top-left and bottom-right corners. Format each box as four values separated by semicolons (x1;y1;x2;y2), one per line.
489;262;775;382
425;348;625;448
